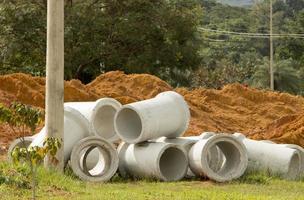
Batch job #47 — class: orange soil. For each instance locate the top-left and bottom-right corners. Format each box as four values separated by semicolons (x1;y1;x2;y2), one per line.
0;71;303;152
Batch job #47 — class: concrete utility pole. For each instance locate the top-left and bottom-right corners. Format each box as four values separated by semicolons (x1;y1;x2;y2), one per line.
45;0;64;171
269;0;274;90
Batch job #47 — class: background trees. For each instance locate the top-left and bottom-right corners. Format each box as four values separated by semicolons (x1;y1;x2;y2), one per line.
0;0;303;94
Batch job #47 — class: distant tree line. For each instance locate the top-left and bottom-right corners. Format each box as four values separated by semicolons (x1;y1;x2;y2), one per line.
0;0;303;95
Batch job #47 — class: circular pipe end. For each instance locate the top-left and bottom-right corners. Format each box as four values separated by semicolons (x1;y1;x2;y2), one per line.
286;151;301;180
158;145;188;181
114;106;143;144
91;98;122;142
70;136;118;182
190;134;248;182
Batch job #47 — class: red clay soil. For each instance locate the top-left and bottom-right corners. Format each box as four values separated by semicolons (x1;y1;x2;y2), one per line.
0;71;303;152
249;113;304;146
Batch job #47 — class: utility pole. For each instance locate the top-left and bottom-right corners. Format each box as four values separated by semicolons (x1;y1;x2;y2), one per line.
45;0;64;171
269;0;274;90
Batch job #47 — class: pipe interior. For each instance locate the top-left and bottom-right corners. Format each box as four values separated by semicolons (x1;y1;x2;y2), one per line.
287;152;300;179
212;141;241;177
207;145;224;173
93;105;117;139
80;146;111;177
159;147;187;181
116;108;142;141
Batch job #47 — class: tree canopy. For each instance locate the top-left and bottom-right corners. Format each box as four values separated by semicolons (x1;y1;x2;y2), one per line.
0;0;303;94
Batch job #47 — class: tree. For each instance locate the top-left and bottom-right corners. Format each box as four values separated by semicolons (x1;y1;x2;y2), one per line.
0;0;203;85
0;102;61;200
250;58;303;94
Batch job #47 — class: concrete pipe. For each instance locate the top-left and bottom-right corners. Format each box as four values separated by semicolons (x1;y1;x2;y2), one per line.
233;133;301;179
65;98;122;142
70;136;118;182
188;134;248;182
7;133;39;162
157;136;224;178
114;91;190;143
118;141;188;181
156;137;197;177
30;107;93;164
280;144;304;176
185;133;225;173
259;140;304;176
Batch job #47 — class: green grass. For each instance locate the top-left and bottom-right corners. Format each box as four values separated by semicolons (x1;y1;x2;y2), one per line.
1;163;304;200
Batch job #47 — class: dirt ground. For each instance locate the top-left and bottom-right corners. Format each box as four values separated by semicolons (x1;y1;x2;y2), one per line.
0;71;303;155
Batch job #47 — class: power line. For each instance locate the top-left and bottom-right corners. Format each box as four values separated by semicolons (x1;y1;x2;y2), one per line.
198;27;304;38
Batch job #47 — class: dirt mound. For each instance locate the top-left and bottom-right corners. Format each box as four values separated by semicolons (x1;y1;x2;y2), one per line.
86;71;172;104
179;84;304;138
249;113;304;147
0;73;98;108
0;71;304;150
0;73;45;107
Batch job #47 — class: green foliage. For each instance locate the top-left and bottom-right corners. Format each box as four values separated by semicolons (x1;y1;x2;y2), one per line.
0;163;31;189
0;0;303;94
237;172;272;185
1;162;304;200
11;137;61;166
251;58;303;94
0;0;203;85
0;102;43;132
0;102;61;200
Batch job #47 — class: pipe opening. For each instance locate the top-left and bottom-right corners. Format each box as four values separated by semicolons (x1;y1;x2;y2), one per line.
159;147;187;181
215;141;241;177
116;108;142;142
207;145;224;173
80;146;111;177
93;105;117;139
287;152;300;179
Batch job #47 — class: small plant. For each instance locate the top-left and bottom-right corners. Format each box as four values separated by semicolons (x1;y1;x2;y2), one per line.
0;102;61;200
237;171;272;185
0;162;31;189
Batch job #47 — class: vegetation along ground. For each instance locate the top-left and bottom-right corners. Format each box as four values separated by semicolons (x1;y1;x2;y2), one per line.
0;162;304;200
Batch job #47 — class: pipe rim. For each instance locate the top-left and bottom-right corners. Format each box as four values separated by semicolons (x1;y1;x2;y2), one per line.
200;132;216;139
286;151;301;179
156;144;188;181
91;98;122;142
200;134;248;182
117;142;130;177
157;137;197;152
70;136;118;182
233;132;246;140
114;105;144;144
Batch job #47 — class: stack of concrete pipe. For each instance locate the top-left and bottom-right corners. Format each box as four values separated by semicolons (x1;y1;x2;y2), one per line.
7;91;303;182
113;91;249;182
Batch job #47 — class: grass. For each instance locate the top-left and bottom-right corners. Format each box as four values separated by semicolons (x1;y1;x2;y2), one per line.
1;162;304;200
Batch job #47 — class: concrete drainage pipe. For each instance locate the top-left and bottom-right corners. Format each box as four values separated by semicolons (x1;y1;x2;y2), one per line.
30;107;93;164
118;141;188;181
234;133;301;179
114;91;190;143
185;133;227;175
157;136;224;178
156;137;197;178
65;98;122;142
70;136;118;182
188;134;248;182
280;144;304;177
